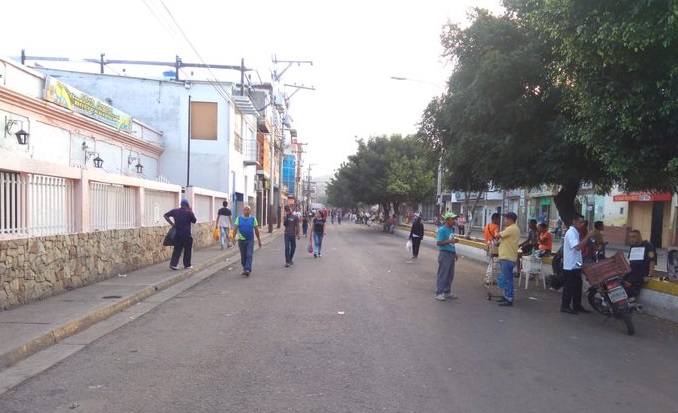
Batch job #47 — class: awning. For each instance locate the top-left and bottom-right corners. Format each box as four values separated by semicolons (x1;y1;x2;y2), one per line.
613;192;672;202
232;95;259;115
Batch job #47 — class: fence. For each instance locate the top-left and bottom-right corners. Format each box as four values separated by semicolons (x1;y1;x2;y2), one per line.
90;182;136;231
193;194;212;223
145;189;178;226
0;168;228;238
1;171;75;238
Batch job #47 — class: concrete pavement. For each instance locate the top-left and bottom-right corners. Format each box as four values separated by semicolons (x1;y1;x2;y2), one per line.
0;228;281;393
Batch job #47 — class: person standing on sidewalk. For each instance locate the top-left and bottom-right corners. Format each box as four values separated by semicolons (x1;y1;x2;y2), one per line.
283;206;301;267
561;214;597;314
164;199;197;270
301;212;309;237
310;210;327;258
232;205;262;276
215;200;232;250
495;212;520;307
409;216;425;259
434;212;459;301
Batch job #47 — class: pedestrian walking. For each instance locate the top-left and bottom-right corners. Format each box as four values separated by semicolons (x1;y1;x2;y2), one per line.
434;212;459;301
232;204;262;276
561;214;597;314
310;209;326;258
215;200;232;250
409;216;424;259
164;199;197;270
283;206;301;267
301;212;309;237
495;212;520;307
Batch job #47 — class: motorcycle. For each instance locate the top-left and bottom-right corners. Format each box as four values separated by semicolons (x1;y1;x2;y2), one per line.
586;275;635;335
582;251;635;336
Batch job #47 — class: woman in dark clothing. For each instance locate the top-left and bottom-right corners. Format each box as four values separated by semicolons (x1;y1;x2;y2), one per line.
408;216;425;258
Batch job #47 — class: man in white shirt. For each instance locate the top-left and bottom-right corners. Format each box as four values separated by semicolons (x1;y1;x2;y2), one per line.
561;214;598;314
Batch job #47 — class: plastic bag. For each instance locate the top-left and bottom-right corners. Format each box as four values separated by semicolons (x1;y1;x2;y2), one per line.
307;243;314;253
163;227;176;246
213;228;220;241
406;239;412;252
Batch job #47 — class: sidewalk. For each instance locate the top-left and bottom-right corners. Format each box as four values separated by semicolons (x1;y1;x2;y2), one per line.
0;229;281;393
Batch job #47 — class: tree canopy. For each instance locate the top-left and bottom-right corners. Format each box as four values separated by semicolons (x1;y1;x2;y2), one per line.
504;0;678;191
419;3;678;222
326;135;436;214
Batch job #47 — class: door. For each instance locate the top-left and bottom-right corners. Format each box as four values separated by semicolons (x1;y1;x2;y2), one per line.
651;201;665;248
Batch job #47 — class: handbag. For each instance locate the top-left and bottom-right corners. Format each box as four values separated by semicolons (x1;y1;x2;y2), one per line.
213;227;220;241
307;243;314;253
406;239;412;252
163;227;176;246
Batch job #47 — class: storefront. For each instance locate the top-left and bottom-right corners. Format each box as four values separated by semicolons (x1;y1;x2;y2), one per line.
613;192;672;248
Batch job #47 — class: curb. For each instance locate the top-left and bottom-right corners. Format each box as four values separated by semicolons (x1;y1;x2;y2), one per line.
0;231;280;370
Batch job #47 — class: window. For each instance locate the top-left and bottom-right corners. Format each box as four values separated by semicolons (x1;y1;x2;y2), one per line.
234;110;243;153
190;101;218;140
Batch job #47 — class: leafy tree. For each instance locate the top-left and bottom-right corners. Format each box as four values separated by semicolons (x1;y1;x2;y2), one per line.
326;135;436;214
505;0;678;192
419;9;610;222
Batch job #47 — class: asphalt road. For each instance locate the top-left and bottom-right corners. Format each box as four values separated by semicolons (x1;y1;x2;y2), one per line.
1;223;677;413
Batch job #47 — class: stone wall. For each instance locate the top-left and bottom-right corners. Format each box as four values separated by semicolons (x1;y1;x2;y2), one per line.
0;223;215;310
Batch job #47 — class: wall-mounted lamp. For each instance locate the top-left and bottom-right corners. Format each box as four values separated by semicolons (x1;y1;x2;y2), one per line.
5;119;30;145
85;150;104;168
128;154;144;174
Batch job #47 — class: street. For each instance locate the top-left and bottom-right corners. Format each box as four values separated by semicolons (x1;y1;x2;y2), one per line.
1;223;677;413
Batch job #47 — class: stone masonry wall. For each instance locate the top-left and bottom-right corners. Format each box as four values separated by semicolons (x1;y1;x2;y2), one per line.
0;223;215;310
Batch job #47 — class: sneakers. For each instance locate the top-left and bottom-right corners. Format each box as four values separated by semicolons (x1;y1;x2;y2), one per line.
444;293;458;299
574;306;591;314
314;253;317;258
285;263;290;268
498;301;513;307
318;253;322;257
434;294;446;301
243;270;250;277
169;266;178;270
560;307;578;314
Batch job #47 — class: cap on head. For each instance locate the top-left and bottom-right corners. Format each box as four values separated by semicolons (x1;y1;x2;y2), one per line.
443;212;458;220
180;199;189;206
502;212;518;222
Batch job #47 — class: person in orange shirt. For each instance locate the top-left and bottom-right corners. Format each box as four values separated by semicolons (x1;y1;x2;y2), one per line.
536;222;553;256
484;213;501;281
484;213;501;254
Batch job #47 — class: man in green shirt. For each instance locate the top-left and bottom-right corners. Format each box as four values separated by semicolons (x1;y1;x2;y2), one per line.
232;205;262;276
496;212;520;306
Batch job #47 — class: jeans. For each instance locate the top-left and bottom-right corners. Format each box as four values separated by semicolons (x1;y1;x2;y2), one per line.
302;221;308;236
218;226;230;248
561;268;583;309
499;259;515;302
284;234;297;263
170;235;193;267
411;237;422;257
436;251;456;295
238;238;254;271
312;231;324;255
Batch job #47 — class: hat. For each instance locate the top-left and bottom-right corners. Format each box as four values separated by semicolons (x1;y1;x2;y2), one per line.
443;212;458;220
502;212;518;221
180;199;189;206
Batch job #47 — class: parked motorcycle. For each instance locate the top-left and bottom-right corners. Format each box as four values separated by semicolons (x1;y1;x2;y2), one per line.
582;251;635;336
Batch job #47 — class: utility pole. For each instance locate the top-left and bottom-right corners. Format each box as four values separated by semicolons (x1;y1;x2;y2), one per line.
305;163;314;214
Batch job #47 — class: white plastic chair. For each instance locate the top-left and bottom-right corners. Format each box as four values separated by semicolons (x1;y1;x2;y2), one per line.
519;255;546;289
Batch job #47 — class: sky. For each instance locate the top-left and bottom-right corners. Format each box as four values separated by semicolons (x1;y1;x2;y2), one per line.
0;0;504;177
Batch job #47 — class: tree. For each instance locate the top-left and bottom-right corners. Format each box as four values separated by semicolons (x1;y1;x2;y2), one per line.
326;135;437;214
419;8;611;222
505;0;678;192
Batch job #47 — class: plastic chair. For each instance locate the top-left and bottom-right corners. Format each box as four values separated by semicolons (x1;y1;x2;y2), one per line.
519;255;546;289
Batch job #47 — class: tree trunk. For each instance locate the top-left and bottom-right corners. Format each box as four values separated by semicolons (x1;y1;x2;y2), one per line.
553;181;580;226
465;192;484;239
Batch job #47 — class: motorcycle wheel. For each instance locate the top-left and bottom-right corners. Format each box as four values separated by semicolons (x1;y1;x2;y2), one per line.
619;307;635;336
587;288;610;315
